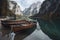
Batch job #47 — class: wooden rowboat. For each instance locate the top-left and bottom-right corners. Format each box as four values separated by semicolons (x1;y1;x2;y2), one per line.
1;20;36;32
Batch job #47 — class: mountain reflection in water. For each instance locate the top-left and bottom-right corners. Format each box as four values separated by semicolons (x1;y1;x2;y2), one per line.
36;18;60;40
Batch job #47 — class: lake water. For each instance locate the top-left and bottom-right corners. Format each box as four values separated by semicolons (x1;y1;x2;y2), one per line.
0;21;52;40
24;22;52;40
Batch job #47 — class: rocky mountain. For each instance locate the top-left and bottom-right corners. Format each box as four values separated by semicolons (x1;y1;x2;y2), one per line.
9;1;23;16
0;0;16;18
23;2;41;16
32;0;60;20
31;0;60;40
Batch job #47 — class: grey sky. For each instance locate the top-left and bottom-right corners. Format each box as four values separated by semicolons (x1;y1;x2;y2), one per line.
11;0;44;11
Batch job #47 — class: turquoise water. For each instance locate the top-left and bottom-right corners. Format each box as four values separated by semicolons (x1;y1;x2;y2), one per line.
37;18;60;40
0;19;60;40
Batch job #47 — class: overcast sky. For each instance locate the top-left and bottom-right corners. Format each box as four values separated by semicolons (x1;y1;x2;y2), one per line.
11;0;44;11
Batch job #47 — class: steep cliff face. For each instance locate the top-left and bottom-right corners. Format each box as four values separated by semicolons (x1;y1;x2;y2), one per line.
0;0;16;18
9;1;23;16
31;0;60;40
23;2;41;16
33;0;60;20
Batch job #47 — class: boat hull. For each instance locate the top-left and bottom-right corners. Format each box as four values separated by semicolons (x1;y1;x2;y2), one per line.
1;20;36;33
